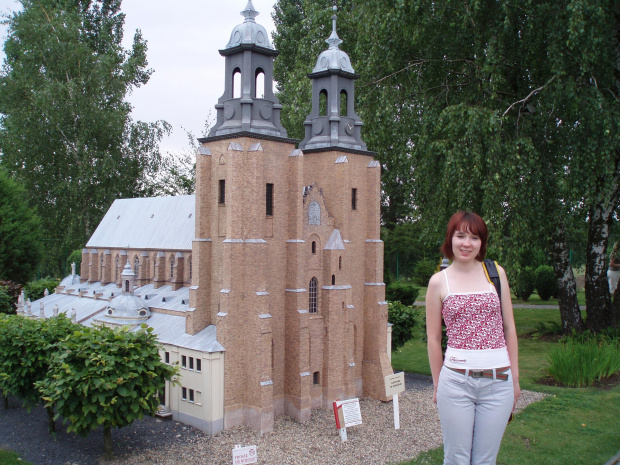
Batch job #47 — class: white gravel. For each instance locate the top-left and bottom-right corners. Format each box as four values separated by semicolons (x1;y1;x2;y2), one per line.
110;387;546;465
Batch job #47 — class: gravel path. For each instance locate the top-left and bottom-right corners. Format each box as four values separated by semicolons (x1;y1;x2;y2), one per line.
0;376;546;465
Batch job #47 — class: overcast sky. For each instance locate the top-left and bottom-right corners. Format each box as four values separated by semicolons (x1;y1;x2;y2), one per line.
0;0;278;153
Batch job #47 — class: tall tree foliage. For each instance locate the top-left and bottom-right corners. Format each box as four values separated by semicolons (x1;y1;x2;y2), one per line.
273;0;619;332
0;0;170;276
0;167;43;283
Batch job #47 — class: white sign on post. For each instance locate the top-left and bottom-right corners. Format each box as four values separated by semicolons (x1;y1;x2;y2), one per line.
385;372;406;430
333;398;362;442
232;444;257;465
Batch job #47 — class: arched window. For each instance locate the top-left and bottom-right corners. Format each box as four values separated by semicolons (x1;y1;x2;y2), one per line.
309;277;318;313
115;256;119;282
189;258;193;281
331;274;335;285
232;68;241;98
311;241;316;254
133;256;139;277
308;201;320;225
255;68;265;99
340;90;348;116
125;279;130;293
339;256;342;270
319;89;328;116
100;255;104;281
170;255;175;279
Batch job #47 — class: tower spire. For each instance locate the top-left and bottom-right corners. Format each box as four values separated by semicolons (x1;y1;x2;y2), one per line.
326;6;343;49
298;6;368;152
241;1;259;22
207;1;288;139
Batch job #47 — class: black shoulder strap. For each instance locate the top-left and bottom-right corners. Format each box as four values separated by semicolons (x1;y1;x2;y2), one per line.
483;258;502;306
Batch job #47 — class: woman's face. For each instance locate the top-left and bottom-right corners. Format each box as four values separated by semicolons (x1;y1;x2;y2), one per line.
452;228;481;262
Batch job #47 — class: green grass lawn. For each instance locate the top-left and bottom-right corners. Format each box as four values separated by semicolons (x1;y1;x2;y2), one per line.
393;307;620;465
0;449;32;464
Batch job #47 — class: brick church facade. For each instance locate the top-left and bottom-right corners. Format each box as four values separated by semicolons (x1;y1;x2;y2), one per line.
21;1;393;435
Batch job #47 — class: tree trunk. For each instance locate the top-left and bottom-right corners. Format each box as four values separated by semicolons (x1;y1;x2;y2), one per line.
585;177;619;331
612;279;620;328
46;405;55;434
551;225;584;332
103;424;113;460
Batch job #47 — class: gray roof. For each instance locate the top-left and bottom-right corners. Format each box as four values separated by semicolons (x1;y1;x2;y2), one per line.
86;195;195;250
144;313;224;353
27;281;223;353
225;1;274;51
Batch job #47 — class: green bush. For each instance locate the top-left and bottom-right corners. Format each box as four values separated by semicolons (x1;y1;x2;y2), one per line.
388;301;418;350
547;333;620;387
0;286;13;315
386;282;421;306
413;259;437;286
24;277;60;301
534;265;556;301
67;249;83;276
514;266;536;301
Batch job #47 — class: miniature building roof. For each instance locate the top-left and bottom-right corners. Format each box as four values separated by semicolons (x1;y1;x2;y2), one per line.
145;313;224;353
311;7;355;75
86;195;195;250
224;0;274;51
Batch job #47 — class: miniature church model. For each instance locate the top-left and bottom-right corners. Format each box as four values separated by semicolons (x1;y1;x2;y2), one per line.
22;2;393;435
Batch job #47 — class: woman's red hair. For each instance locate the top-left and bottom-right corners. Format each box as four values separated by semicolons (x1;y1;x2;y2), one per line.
441;211;488;261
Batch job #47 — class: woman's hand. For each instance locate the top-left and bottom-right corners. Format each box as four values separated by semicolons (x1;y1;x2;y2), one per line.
513;378;521;411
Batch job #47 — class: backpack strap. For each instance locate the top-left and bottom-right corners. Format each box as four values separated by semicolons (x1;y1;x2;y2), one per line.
483;258;502;307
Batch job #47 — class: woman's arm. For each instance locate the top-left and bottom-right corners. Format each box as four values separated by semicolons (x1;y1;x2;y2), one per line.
498;265;521;411
426;272;445;403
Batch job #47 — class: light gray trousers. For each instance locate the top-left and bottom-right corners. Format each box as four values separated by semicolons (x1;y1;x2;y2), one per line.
437;366;514;465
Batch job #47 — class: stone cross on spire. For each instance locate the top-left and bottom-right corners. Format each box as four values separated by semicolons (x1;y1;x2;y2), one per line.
326;6;343;49
241;0;259;22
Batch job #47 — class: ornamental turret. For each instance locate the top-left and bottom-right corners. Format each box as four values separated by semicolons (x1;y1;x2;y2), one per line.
298;7;367;152
209;1;287;138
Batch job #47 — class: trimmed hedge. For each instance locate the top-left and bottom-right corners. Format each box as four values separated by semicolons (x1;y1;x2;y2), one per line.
414;259;437;286
535;265;556;301
388;301;418;350
514;266;536;301
386;282;420;306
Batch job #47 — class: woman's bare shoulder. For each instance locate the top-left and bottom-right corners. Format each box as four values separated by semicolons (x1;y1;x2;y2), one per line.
427;270;445;292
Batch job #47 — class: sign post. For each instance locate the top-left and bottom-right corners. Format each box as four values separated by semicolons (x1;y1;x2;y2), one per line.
385;372;406;430
332;398;362;442
232;444;257;465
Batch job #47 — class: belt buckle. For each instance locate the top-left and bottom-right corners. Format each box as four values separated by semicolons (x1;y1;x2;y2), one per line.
470;370;484;378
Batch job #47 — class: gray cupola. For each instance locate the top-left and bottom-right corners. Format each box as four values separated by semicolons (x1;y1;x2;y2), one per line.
95;260;150;328
208;1;287;138
298;7;367;152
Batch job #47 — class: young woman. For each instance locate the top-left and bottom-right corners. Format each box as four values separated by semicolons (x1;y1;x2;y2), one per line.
426;211;520;465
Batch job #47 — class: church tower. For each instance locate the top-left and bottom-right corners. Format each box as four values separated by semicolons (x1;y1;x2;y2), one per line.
209;1;287;138
190;2;392;435
298;7;365;151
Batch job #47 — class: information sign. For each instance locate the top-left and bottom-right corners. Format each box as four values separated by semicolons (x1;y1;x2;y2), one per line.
340;398;362;427
232;445;257;465
385;372;406;397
